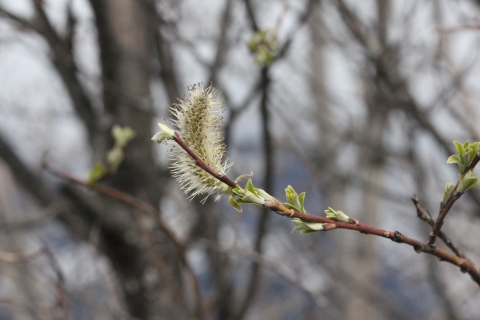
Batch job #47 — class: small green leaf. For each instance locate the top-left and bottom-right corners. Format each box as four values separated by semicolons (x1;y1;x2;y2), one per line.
447;155;461;164
245;179;260;197
298;192;306;213
471;142;479;155
467;142;479;164
232;185;245;197
462;152;470;166
151;123;175;144
232;180;267;206
291;218;325;234
256;188;276;202
284;185;307;213
454;141;464;158
442;182;455;206
229;196;242;212
458;170;479;193
285;185;296;203
239;189;265;205
464;178;479;192
88;163;108;185
324;207;350;223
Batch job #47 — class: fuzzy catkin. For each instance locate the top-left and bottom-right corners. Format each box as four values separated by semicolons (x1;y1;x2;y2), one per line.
169;84;232;201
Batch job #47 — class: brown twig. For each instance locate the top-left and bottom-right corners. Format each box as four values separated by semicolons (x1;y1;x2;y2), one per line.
0;249;43;263
427;152;480;247
48;168;205;320
264;201;480;286
437;25;480;34
412;195;466;258
173;132;236;189
169;134;480;287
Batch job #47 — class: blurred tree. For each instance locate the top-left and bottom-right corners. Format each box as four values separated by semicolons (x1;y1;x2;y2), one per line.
0;0;479;319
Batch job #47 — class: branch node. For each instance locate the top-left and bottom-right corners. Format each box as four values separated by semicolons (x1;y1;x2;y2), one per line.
459;259;468;273
322;223;337;231
349;217;359;225
413;245;422;253
392;231;403;243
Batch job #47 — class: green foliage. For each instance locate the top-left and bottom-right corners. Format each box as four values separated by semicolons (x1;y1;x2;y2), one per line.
291;218;325;234
442;140;479;202
88;163;108;185
457;170;479;193
441;182;455;206
324;207;350;223
88;125;136;185
447;140;479;174
247;29;278;66
230;179;276;211
284;185;307;213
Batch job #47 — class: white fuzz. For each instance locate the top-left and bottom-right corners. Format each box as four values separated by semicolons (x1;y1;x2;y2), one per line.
169;84;232;202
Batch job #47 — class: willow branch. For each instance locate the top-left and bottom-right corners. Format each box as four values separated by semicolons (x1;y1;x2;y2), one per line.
427;152;480;247
173;132;237;188
170;134;480;287
265;201;480;286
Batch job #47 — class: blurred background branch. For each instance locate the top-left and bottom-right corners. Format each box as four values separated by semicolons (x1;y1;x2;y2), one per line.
0;0;479;319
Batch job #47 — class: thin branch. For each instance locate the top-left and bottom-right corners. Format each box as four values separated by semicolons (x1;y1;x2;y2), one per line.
173;132;236;188
427;152;480;247
207;0;233;85
0;134;52;206
0;7;36;30
169;134;480;287
0;249;43;263
267;202;480;286
48;168;205;320
412;195;465;258
243;0;260;31
41;242;69;320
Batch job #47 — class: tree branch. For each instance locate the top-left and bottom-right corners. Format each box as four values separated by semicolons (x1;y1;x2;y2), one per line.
169;133;480;288
412;195;466;258
427;152;480;247
48;168;205;320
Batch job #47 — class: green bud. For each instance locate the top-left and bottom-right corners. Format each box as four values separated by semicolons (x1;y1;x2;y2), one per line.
112;125;136;148
151;123;175;144
291;218;325;234
324;207;350;223
442;182;455;206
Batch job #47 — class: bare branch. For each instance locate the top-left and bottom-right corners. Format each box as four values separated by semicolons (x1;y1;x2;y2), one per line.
48;168;205;320
412;195;466;258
